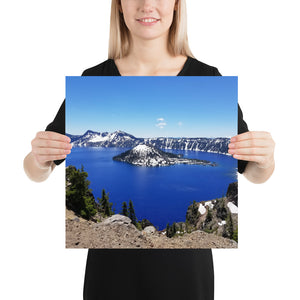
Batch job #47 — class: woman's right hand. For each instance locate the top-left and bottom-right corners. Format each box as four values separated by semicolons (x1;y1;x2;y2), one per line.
31;131;72;169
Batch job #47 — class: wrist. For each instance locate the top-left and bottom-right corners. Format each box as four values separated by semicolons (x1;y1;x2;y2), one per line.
31;153;52;170
256;159;275;170
35;159;52;170
24;152;53;182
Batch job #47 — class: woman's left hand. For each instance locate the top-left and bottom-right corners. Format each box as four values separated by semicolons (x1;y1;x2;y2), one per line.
228;131;275;169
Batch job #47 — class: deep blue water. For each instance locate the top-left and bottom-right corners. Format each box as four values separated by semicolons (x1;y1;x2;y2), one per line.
66;147;237;230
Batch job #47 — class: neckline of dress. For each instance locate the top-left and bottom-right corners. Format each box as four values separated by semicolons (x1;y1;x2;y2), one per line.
111;56;192;76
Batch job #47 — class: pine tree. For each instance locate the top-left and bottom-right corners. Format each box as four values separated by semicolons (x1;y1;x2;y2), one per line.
121;201;128;216
171;222;177;236
226;212;234;240
233;226;238;243
222;223;228;238
97;189;113;217
185;219;191;233
179;223;183;233
186;200;200;226
166;223;170;237
166;222;177;238
66;165;97;220
128;199;137;226
205;208;212;224
191;200;200;223
140;219;152;229
216;197;227;220
100;189;107;212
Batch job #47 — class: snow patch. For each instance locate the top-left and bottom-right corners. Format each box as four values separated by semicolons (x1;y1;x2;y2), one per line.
227;202;238;214
199;201;215;215
133;144;152;154
110;133;117;140
218;220;226;226
90;135;109;143
205;201;214;209
198;203;206;215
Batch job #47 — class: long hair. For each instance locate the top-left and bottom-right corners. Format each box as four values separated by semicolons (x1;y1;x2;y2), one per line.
108;0;194;59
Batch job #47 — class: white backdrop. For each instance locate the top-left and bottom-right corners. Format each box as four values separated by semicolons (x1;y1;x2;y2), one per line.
1;1;299;299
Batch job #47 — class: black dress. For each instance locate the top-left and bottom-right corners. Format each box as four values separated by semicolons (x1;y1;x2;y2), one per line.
46;56;249;300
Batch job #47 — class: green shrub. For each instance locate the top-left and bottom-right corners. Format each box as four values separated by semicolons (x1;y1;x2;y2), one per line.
66;165;97;220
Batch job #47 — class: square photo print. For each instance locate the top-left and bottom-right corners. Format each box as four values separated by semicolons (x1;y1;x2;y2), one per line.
65;76;238;249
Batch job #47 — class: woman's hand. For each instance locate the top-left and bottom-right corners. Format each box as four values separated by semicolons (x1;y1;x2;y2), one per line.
24;131;72;182
31;131;72;169
228;131;275;183
228;131;275;168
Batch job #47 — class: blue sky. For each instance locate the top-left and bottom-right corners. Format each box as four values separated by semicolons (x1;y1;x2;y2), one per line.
66;76;237;138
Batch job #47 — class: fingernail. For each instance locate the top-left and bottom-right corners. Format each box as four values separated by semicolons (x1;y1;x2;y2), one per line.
228;143;235;148
231;137;236;142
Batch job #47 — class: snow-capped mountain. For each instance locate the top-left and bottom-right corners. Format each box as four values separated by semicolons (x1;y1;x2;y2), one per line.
67;130;108;143
113;144;217;167
69;130;139;148
68;130;230;155
144;137;229;154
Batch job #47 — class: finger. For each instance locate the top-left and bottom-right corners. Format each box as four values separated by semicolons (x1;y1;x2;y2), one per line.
35;154;67;164
228;139;269;149
33;147;71;156
36;131;71;143
231;154;266;164
32;138;72;150
231;131;272;142
231;154;273;168
228;147;270;156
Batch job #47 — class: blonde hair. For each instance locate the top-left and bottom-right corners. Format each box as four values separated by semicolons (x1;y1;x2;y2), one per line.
108;0;194;59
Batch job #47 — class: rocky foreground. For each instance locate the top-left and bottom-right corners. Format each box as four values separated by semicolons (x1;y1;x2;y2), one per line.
66;209;237;249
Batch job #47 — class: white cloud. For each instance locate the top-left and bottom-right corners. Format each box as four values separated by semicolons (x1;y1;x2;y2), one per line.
155;117;167;129
156;122;167;129
178;121;183;126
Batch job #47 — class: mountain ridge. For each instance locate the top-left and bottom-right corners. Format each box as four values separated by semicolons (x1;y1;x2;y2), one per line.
67;130;231;155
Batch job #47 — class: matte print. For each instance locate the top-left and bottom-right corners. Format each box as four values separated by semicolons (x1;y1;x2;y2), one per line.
65;76;238;249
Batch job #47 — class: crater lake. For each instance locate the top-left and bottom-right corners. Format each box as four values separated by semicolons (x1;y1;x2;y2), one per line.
66;147;237;231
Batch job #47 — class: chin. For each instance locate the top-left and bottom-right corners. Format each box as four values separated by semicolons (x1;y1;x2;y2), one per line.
133;30;169;42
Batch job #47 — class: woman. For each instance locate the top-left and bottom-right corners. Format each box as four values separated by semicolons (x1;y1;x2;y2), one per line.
24;0;275;299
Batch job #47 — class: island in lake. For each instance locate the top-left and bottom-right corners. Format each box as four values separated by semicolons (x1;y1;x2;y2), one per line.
112;144;217;167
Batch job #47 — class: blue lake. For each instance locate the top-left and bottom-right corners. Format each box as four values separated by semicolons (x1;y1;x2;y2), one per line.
66;147;237;230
